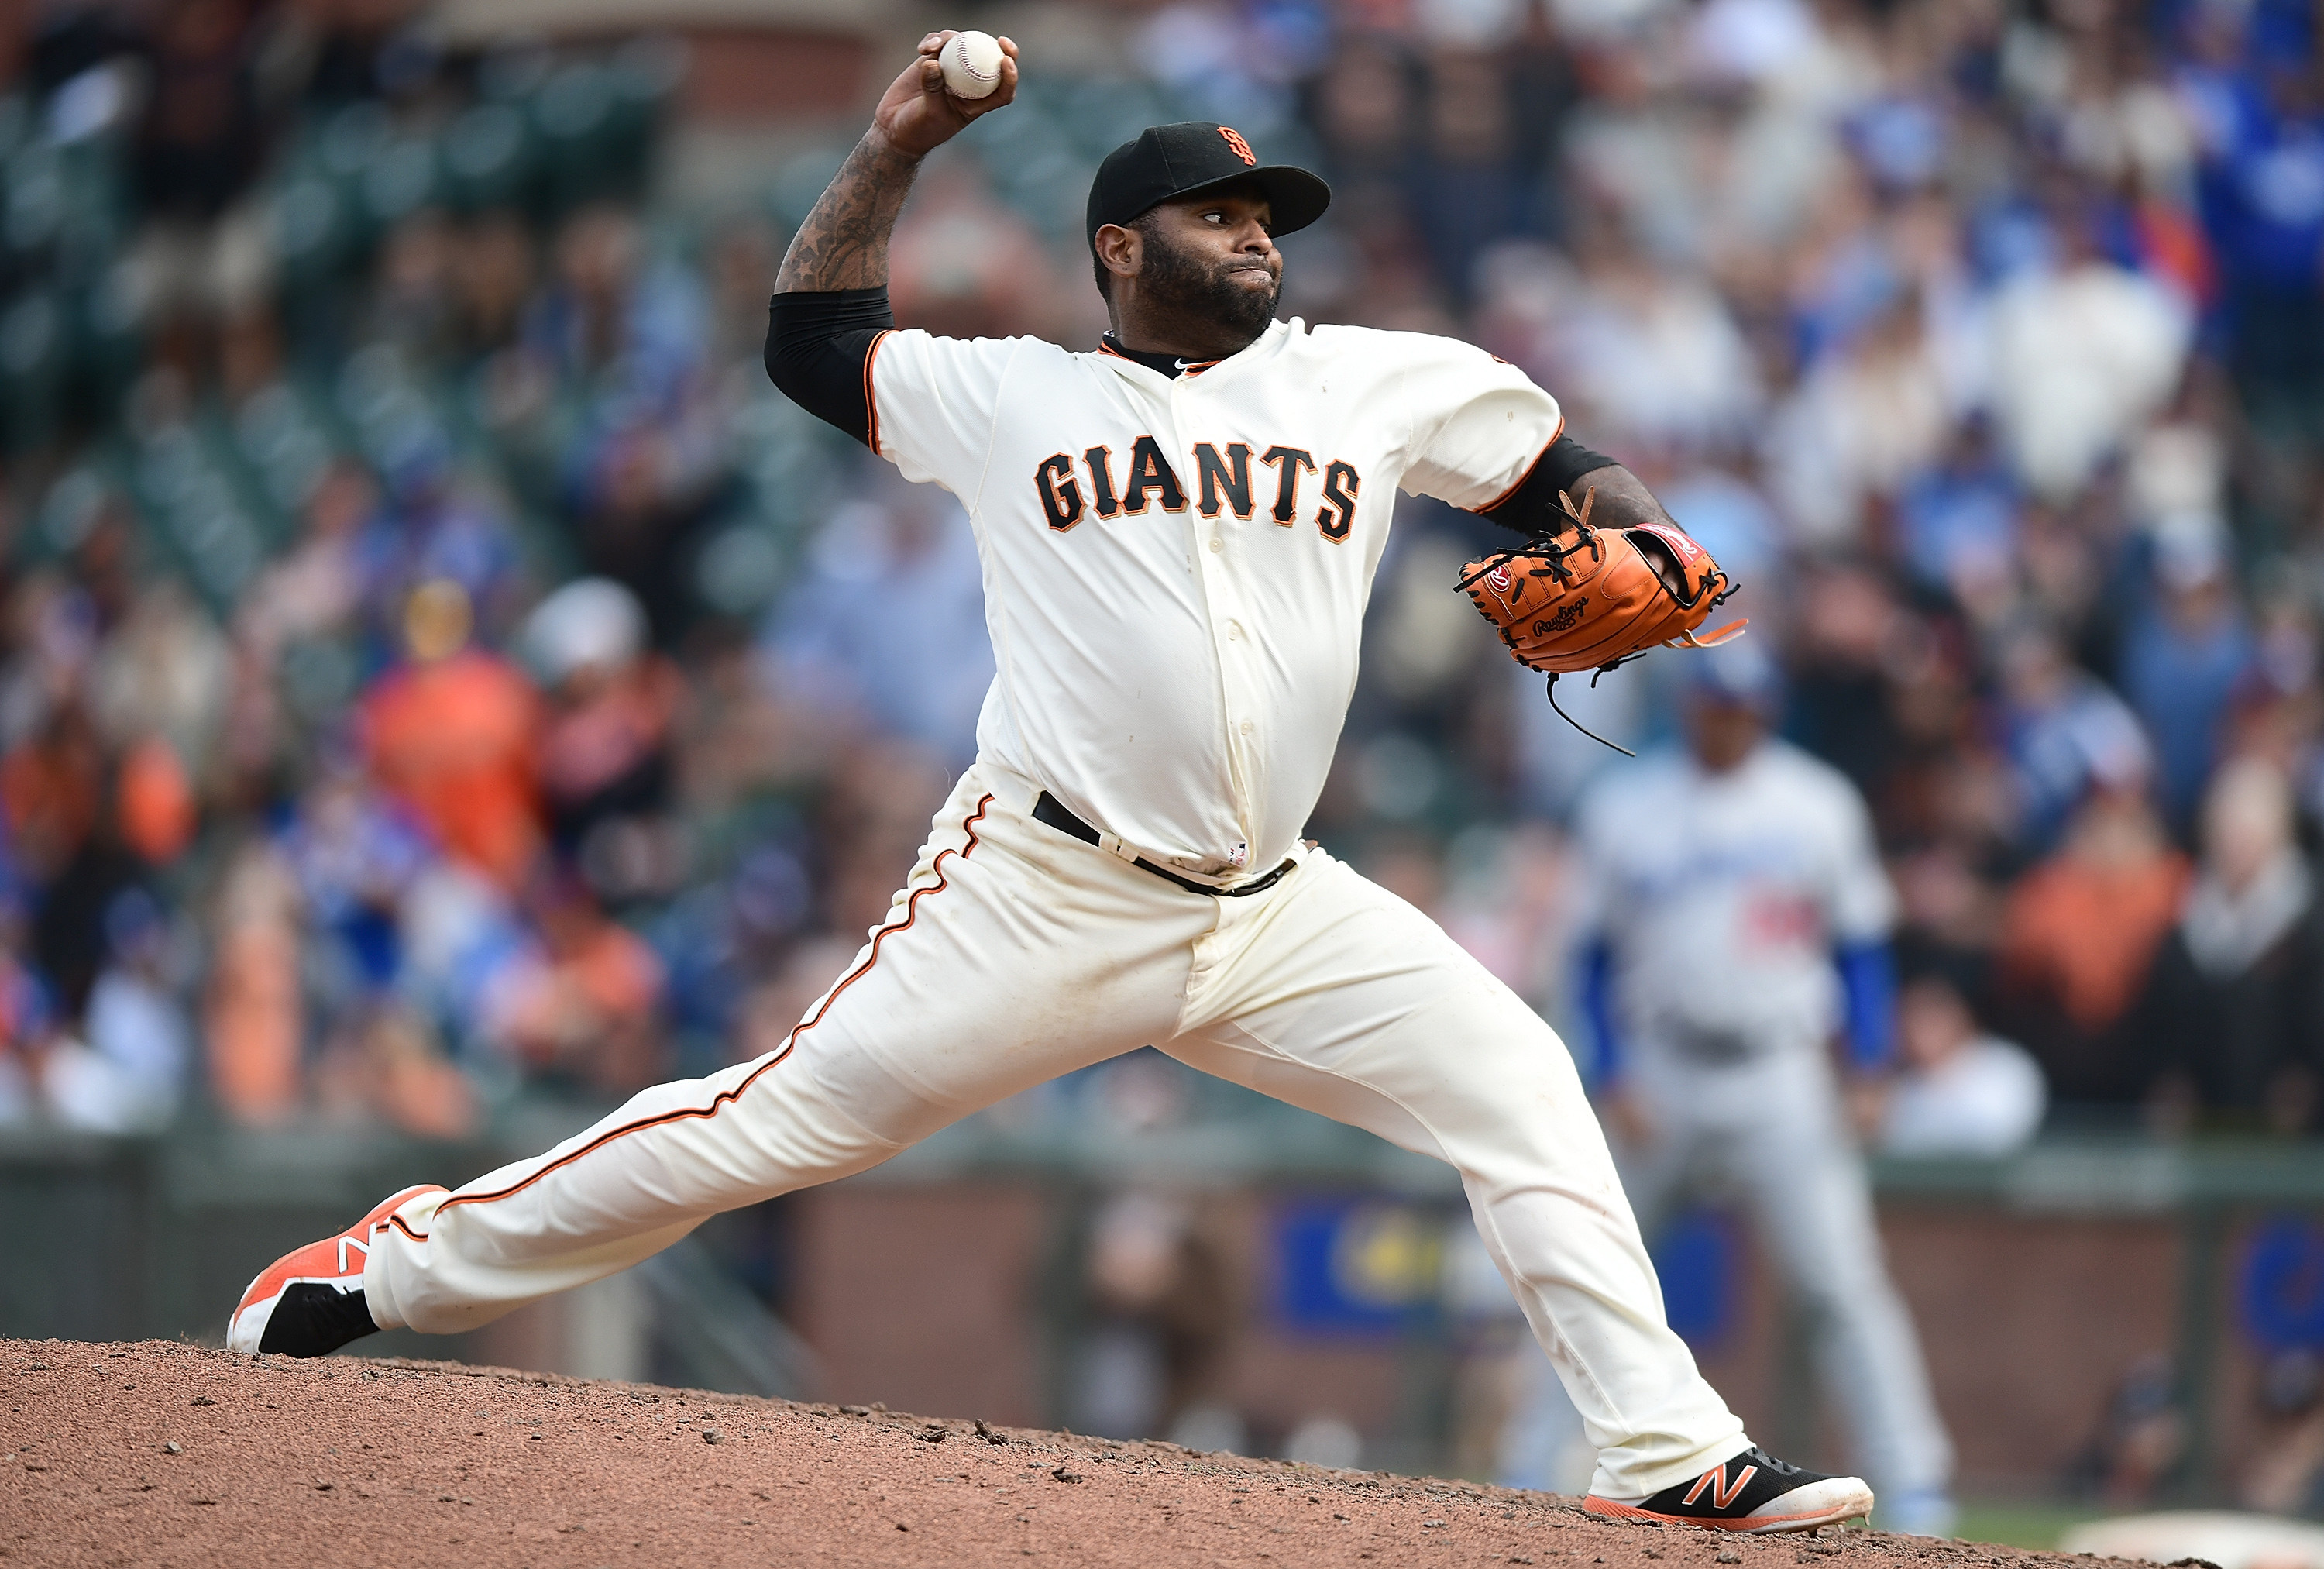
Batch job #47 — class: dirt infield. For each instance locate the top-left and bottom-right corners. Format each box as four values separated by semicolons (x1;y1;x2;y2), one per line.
6;1339;2123;1569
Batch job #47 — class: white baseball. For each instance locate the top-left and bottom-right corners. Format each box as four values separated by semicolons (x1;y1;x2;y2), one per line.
938;30;1005;100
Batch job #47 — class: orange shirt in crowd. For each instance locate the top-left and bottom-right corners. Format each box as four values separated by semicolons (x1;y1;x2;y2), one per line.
0;714;104;878
359;650;544;888
207;847;304;1127
1997;847;2192;1034
117;737;196;865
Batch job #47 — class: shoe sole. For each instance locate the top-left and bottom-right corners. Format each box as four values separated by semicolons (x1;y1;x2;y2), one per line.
1585;1478;1877;1535
226;1184;445;1354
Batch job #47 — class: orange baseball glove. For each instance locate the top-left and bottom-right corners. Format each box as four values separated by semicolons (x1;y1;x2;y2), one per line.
1458;487;1747;748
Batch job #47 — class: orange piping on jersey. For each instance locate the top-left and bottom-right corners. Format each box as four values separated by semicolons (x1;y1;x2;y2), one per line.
774;790;989;1052
431;793;994;1220
1476;414;1568;514
384;1213;428;1243
864;328;896;454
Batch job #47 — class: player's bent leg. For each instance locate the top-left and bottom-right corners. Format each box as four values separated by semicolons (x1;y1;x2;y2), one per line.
237;976;923;1353
363;1041;912;1338
240;766;1208;1354
1479;1077;1702;1498
1165;851;1766;1505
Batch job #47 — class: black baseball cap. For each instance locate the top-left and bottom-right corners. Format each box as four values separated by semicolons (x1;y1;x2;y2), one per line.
1085;121;1332;249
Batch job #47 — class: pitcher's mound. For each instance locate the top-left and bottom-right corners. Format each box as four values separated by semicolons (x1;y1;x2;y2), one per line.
2;1339;2101;1568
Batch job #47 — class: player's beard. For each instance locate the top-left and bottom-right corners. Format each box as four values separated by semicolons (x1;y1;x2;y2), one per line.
1138;224;1281;346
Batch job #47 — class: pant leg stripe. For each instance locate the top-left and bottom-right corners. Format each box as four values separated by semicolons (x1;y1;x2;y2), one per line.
430;793;995;1220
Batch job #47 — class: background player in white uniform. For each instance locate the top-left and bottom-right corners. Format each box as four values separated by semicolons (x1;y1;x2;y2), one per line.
1565;642;1954;1533
225;33;1870;1533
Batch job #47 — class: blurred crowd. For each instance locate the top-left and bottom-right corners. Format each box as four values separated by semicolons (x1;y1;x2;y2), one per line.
0;0;982;1134
0;0;2320;1149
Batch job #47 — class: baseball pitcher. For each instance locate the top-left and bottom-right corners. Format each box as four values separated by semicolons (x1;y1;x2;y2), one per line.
227;33;1868;1533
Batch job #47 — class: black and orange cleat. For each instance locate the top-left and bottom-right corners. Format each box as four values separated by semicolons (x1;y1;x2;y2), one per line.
225;1185;444;1357
1585;1447;1874;1534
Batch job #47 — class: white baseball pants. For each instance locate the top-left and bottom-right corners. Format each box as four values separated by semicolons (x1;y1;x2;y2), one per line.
363;761;1750;1498
1617;1050;1954;1505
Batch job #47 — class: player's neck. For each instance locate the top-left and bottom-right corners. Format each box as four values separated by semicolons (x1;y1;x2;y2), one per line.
1102;334;1190;377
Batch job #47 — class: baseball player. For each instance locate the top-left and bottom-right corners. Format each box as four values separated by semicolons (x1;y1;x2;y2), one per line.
1568;643;1954;1534
227;33;1871;1533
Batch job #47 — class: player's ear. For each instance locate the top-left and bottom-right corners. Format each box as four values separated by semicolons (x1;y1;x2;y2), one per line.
1092;222;1140;288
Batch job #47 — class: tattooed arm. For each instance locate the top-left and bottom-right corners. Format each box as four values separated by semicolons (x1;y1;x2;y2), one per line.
765;33;1019;440
774;31;1019;293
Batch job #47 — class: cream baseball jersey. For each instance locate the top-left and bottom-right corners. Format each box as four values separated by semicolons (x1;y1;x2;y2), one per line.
867;316;1563;880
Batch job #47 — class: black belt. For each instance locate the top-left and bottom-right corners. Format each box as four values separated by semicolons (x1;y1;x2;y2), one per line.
1032;792;1295;898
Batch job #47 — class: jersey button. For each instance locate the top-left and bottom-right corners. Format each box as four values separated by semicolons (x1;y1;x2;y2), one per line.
1240;720;1254;736
1226;621;1242;641
1208;537;1223;552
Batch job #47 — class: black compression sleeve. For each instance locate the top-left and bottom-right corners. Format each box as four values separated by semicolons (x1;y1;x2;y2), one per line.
765;287;897;447
1477;433;1620;537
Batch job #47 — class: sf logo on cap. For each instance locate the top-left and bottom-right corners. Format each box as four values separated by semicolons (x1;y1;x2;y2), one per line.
1219;126;1257;165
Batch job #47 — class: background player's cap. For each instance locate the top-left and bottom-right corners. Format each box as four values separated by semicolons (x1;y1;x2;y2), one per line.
1085;122;1332;250
1686;638;1783;711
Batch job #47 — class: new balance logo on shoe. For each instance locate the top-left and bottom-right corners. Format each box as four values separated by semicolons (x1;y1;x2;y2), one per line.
1684;1464;1757;1511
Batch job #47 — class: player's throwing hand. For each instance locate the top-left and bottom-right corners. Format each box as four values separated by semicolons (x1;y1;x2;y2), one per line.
873;30;1020;159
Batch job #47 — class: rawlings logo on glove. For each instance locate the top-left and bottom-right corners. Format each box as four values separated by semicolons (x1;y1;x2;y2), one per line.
1459;486;1747;751
1535;599;1587;635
